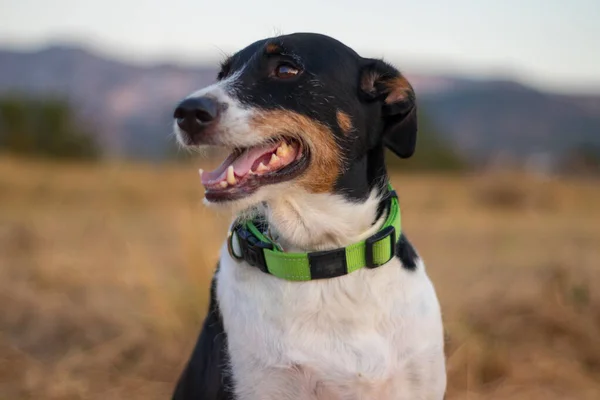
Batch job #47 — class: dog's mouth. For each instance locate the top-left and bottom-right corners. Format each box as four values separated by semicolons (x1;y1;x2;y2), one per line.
200;137;309;202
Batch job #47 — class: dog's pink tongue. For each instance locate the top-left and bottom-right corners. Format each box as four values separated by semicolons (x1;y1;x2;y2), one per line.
201;143;278;185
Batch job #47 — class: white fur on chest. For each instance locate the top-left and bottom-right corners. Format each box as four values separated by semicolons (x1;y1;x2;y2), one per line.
216;243;446;400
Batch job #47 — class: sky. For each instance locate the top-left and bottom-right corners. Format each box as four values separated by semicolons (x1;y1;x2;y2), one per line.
1;0;599;94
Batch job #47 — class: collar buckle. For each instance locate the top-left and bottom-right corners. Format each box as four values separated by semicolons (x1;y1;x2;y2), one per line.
365;225;396;268
234;225;273;273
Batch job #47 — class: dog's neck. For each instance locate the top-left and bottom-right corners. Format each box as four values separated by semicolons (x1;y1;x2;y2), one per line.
255;186;387;253
252;147;390;252
233;146;391;252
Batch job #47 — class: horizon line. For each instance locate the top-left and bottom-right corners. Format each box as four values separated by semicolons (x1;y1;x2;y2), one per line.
2;37;600;97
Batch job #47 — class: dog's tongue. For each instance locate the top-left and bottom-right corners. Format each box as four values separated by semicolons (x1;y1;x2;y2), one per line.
201;143;279;185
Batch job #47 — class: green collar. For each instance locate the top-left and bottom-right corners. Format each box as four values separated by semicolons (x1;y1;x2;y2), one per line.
227;184;401;281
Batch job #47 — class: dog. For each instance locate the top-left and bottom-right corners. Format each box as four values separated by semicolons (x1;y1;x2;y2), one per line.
171;33;446;400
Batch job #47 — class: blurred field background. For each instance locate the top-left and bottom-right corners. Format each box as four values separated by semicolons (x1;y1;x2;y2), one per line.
1;157;599;400
2;1;600;399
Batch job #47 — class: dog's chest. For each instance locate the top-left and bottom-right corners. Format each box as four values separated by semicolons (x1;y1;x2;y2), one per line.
216;244;445;400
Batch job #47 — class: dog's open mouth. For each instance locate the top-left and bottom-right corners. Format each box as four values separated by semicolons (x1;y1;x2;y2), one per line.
200;137;308;202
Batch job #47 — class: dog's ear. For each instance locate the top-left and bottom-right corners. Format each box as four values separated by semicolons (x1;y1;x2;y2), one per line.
359;59;417;158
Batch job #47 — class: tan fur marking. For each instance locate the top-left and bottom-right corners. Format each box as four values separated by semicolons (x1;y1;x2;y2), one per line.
265;43;280;54
361;71;414;104
250;110;340;193
384;75;413;104
360;71;379;96
336;111;353;135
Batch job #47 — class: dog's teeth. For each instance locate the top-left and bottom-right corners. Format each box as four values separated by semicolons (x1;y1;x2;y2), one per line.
198;169;204;178
270;153;280;165
276;143;288;157
219;181;228;188
226;165;236;185
256;162;268;173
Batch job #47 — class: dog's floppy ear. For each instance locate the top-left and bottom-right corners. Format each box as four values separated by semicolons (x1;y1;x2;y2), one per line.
359;59;417;158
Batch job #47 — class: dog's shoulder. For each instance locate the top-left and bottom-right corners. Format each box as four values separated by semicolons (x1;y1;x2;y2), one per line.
172;263;235;400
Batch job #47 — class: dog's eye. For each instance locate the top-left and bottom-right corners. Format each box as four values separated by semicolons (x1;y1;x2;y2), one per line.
274;63;300;79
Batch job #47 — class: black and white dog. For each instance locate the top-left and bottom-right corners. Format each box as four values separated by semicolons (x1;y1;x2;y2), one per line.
171;33;446;400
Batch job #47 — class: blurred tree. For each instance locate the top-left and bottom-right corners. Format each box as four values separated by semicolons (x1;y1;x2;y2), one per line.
0;96;101;160
386;109;465;172
561;143;600;176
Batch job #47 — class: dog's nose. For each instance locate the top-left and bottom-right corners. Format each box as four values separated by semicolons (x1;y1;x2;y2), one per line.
173;97;218;134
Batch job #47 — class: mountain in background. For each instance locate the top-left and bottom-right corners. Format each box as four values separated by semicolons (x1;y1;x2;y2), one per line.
1;45;599;164
0;45;215;159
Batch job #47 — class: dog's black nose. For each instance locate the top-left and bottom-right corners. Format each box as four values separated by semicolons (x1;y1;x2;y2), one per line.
174;97;218;134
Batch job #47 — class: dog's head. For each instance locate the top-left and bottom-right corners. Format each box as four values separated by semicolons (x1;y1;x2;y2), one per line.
174;33;416;208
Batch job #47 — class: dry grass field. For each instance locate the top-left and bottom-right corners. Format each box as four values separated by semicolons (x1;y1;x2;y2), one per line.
1;156;599;399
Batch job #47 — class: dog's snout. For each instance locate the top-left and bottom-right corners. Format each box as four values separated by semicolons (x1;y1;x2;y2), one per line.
174;97;218;134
